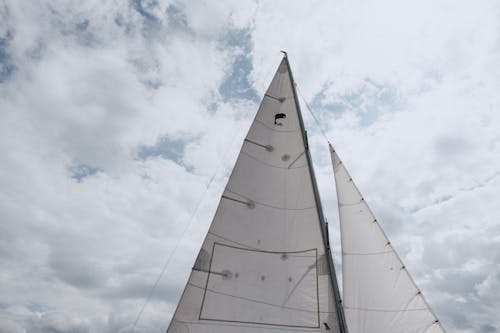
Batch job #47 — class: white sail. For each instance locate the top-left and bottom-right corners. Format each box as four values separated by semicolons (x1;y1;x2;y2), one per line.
330;144;446;333
166;57;344;333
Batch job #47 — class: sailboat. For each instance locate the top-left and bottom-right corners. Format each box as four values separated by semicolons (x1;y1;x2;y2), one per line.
165;54;446;333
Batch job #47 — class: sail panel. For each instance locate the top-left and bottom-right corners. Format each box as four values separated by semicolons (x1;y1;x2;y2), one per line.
225;152;314;210
166;58;341;333
199;244;319;327
330;145;446;333
211;198;319;252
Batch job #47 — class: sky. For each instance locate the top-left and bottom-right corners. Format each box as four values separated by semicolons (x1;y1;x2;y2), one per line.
1;0;500;332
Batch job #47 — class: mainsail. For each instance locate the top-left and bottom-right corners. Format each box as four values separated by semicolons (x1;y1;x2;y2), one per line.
330;145;446;333
166;56;346;332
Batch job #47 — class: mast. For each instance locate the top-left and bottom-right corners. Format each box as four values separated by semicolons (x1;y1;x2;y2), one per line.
282;52;349;333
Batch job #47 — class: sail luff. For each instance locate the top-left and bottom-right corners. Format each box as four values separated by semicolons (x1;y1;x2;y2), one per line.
283;54;349;333
329;144;446;333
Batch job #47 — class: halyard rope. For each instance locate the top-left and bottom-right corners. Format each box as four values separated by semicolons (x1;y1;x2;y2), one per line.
296;84;332;145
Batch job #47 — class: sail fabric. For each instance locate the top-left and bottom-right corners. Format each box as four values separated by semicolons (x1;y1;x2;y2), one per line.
166;58;342;333
330;145;446;333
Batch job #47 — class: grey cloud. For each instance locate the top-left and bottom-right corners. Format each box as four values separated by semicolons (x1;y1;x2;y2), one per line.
130;0;163;39
166;4;189;32
434;135;472;157
101;276;182;302
480;324;497;332
0;30;15;82
26;312;90;333
48;247;105;289
0;318;24;333
68;162;100;183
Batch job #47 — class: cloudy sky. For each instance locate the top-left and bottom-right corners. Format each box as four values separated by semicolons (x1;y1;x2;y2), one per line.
1;0;500;332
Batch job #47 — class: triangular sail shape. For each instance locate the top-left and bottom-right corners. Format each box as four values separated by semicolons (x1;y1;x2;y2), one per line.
330;144;446;333
166;58;345;333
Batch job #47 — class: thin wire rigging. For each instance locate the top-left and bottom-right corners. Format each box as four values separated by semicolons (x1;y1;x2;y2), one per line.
128;122;248;333
128;188;208;333
295;84;332;145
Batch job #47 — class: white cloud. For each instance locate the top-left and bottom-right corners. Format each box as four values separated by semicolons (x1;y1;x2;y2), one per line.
1;1;500;332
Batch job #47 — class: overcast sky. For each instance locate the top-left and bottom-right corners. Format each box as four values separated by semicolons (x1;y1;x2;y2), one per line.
1;1;500;332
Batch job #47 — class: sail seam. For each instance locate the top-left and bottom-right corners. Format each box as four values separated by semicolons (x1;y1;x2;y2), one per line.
175;319;322;332
210;241;317;255
207;231;260;250
240;151;306;170
207;231;320;256
189;282;335;315
224;189;316;211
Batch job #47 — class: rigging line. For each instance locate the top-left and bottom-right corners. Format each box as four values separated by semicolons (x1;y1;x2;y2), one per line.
188;282;334;315
128;181;212;333
295;84;331;144
128;122;247;333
